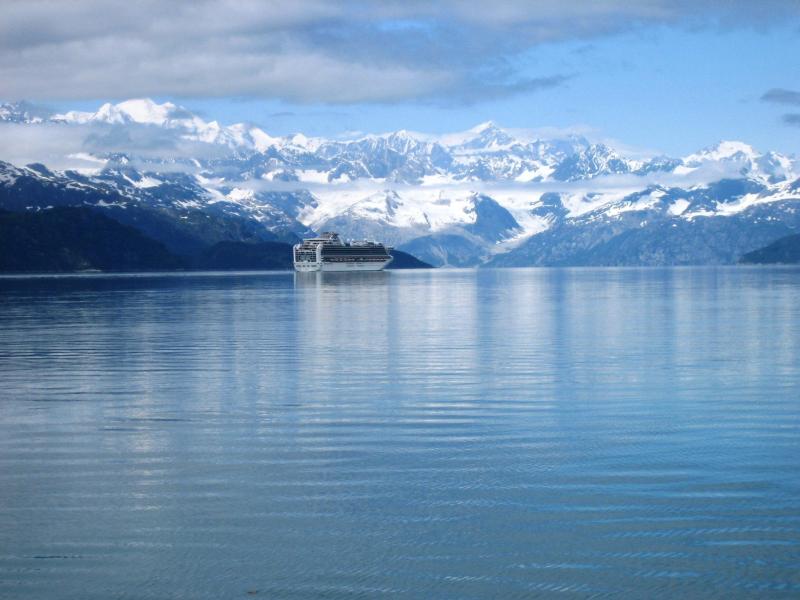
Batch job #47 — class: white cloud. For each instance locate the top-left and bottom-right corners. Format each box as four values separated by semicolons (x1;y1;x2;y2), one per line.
0;122;228;169
1;0;796;104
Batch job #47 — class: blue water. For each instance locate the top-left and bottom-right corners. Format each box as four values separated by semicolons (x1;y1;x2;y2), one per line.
1;267;799;598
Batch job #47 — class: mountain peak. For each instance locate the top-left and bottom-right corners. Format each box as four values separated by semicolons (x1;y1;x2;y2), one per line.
680;140;798;183
687;140;758;162
53;98;191;126
470;120;500;133
388;129;420;140
114;98;179;125
459;121;517;151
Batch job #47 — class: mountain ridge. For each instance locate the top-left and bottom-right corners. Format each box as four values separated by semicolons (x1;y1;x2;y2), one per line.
1;98;799;267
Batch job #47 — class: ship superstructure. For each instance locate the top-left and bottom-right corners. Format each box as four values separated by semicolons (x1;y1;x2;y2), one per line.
293;232;393;272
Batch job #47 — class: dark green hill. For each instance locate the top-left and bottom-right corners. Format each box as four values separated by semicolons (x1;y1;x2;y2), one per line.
739;233;800;264
194;241;294;270
387;249;432;269
0;206;433;273
0;207;184;272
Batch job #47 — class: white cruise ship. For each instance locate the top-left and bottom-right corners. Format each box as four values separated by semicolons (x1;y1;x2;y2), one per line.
293;232;393;272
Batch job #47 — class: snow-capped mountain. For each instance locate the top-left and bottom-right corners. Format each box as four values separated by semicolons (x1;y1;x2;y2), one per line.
1;98;798;267
50;98;286;153
682;141;795;184
0;101;52;124
4;98;796;184
0;159;312;256
53;99;183;126
487;176;800;267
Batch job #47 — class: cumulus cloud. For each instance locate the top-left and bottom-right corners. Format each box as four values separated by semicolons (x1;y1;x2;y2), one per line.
1;0;798;104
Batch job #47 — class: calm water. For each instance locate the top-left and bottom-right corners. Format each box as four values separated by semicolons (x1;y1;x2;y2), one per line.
1;267;799;598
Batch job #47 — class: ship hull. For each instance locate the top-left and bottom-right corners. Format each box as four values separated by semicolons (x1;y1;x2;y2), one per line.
295;259;392;272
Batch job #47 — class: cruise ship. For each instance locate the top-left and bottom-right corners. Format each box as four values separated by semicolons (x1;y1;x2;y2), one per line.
293;232;393;272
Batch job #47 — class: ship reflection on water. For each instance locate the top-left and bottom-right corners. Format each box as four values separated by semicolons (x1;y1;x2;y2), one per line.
293;269;392;287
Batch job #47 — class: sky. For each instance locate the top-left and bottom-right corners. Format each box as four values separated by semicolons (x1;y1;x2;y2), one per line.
2;0;799;156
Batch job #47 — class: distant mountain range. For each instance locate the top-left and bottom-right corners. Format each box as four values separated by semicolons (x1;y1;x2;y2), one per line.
1;98;798;268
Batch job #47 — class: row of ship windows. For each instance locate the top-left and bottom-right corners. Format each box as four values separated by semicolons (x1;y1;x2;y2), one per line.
295;251;387;256
295;258;387;262
294;253;386;258
324;258;387;262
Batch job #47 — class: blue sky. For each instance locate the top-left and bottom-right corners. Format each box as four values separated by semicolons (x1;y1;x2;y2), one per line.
3;1;799;157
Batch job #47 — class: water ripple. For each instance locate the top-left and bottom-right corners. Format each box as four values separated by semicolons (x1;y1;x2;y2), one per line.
1;268;799;598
